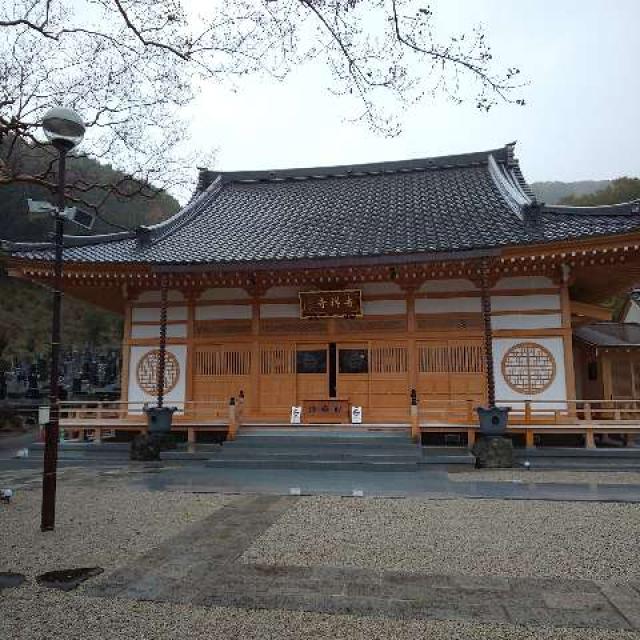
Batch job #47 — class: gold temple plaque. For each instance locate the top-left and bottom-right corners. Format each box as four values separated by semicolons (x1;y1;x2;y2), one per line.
299;289;362;319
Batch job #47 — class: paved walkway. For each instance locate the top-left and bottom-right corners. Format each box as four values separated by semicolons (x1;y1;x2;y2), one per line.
3;459;640;502
87;495;640;630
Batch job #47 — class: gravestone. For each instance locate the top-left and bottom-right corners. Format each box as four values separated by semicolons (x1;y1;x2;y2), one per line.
25;370;40;399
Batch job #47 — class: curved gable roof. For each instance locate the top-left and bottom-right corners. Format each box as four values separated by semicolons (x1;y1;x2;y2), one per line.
6;143;640;266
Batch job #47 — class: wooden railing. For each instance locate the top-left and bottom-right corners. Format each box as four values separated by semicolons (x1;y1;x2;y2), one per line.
418;399;640;425
53;398;237;443
416;398;640;448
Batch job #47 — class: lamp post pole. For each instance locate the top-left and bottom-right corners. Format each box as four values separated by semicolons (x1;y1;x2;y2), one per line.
40;145;67;532
39;105;84;532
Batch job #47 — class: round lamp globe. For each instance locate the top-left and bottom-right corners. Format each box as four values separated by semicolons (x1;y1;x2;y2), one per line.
42;107;85;150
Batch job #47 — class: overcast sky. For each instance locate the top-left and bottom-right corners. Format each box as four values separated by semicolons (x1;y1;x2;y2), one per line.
186;0;639;184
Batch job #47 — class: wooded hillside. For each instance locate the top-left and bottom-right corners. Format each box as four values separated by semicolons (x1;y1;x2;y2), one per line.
0;144;180;362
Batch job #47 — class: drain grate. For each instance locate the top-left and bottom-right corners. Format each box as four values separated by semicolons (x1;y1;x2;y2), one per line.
36;567;104;591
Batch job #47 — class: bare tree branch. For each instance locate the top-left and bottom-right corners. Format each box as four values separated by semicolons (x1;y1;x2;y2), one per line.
0;0;526;219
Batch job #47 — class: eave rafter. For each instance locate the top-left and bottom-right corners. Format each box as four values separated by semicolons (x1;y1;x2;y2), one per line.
7;234;640;307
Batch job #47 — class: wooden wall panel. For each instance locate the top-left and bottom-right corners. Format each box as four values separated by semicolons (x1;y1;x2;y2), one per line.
260;345;296;414
297;374;328;403
337;375;369;409
417;339;486;407
193;345;252;408
368;342;409;418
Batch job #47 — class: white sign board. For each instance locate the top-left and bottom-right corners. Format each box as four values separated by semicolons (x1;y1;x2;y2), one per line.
290;406;302;424
351;406;363;424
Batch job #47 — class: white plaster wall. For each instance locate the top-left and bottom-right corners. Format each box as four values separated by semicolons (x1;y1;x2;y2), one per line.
136;290;184;302
196;305;252;320
624;302;640;323
419;279;477;292
490;294;560;312
128;345;187;410
491;314;562;330
363;300;406;315
360;282;403;295
493;337;567;409
264;286;300;298
200;287;250;300
131;306;188;322
415;297;481;314
494;276;554;290
130;324;187;339
260;303;299;318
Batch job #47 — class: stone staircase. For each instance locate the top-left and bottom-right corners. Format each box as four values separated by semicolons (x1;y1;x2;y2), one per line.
205;426;472;471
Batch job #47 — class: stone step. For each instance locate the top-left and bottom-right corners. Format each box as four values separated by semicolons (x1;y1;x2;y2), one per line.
205;458;421;472
233;433;415;447
213;450;422;463
224;438;419;453
422;447;475;465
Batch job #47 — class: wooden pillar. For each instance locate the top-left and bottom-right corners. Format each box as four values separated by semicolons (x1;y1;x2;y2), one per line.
406;286;418;408
559;265;577;413
185;292;197;416
480;257;496;407
467;429;476;448
120;295;133;415
410;388;419;442
251;293;261;418
156;278;169;408
585;429;596;449
525;429;535;449
228;397;237;440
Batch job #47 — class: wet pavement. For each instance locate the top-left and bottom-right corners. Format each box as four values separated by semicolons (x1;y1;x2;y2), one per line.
2;456;640;502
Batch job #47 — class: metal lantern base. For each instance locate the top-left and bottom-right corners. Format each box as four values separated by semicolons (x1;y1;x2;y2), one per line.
476;406;510;437
144;406;176;434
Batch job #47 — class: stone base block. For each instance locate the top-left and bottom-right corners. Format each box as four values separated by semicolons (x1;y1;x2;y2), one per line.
472;436;514;468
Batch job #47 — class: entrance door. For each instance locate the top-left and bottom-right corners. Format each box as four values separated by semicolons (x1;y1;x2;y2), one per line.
295;344;328;404
369;342;409;421
610;358;640;400
609;357;640;419
336;343;370;411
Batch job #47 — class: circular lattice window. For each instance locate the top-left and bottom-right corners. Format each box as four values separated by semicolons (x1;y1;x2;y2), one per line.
136;350;180;396
501;342;556;395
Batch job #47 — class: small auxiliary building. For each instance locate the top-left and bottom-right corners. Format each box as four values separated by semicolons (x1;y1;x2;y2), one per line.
6;144;640;441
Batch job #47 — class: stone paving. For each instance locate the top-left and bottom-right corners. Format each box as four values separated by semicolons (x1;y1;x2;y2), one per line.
86;495;640;630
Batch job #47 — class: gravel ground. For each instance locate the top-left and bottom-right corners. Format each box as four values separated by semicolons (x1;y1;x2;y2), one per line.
2;587;640;640
0;483;231;578
448;470;640;484
241;496;640;581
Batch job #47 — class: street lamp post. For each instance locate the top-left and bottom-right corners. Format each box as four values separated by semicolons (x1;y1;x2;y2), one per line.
40;107;85;532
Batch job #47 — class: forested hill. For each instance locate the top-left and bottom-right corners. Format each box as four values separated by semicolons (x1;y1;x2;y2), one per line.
0;145;180;242
0;145;181;361
530;180;610;204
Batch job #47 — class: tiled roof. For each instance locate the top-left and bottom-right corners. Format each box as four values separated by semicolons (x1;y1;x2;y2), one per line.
574;322;640;347
6;143;640;266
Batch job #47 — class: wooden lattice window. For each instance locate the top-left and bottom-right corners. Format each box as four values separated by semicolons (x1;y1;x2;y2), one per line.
418;342;484;373
371;345;408;374
195;347;251;376
260;346;296;375
501;342;556;394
